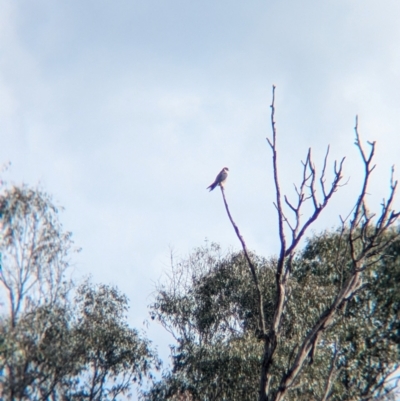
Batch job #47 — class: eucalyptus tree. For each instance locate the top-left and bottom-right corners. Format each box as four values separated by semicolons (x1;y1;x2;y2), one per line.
146;87;399;401
0;185;160;400
0;186;73;327
146;233;399;401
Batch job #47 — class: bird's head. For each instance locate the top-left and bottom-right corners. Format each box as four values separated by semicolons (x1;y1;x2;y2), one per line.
223;167;229;172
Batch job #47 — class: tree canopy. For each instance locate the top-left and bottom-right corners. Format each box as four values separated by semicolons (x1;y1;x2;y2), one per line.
0;185;160;400
145;231;399;401
144;89;400;401
1;89;399;401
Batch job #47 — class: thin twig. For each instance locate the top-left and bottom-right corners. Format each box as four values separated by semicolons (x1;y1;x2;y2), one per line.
272;118;399;401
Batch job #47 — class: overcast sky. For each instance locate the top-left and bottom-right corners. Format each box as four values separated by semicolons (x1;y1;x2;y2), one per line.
1;0;399;372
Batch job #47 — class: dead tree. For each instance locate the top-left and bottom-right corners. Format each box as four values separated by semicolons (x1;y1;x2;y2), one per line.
219;86;399;401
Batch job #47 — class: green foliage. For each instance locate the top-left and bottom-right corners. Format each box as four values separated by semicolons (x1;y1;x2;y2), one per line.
71;282;160;400
0;185;160;400
145;234;400;400
145;244;271;400
0;185;73;324
288;230;400;399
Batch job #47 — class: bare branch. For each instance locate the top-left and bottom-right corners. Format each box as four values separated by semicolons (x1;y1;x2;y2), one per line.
321;342;339;401
258;87;347;401
272;119;399;401
307;150;319;210
267;85;286;262
219;186;266;334
285;155;345;257
320;146;330;198
284;195;297;214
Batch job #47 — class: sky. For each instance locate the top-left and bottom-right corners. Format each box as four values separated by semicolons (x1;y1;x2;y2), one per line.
1;0;400;382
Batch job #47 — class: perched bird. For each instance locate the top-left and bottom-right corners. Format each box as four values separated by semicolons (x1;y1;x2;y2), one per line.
207;167;229;191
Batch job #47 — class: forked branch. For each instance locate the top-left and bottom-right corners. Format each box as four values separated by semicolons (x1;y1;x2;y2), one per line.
217;87;399;401
258;87;346;401
272;118;399;401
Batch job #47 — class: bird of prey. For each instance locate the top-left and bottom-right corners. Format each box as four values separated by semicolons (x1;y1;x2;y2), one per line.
207;167;229;191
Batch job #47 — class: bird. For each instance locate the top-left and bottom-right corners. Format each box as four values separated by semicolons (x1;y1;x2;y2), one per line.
207;167;229;191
